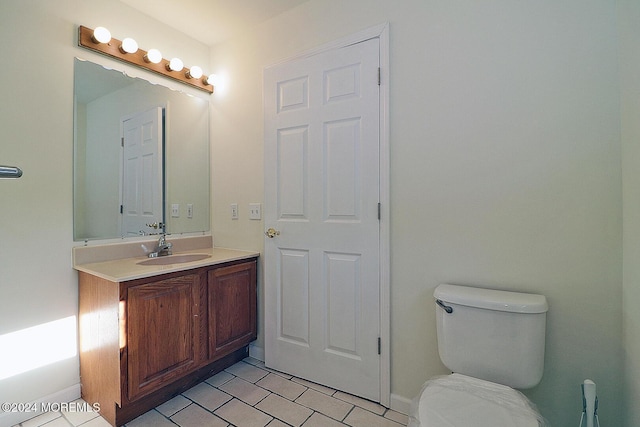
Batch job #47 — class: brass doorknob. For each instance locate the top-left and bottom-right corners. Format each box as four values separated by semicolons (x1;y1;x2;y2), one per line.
265;228;280;238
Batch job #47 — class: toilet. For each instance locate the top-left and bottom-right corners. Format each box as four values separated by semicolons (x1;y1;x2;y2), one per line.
409;284;549;427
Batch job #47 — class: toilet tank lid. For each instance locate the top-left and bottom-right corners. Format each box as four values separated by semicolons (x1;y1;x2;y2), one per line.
434;284;548;314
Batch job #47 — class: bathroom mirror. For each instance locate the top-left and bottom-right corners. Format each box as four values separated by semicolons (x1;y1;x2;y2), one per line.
73;58;210;241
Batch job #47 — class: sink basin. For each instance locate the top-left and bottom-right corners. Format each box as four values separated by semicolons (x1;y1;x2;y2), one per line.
137;253;211;266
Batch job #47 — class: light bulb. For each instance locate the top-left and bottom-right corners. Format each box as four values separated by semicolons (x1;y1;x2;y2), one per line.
187;66;203;79
119;38;138;54
92;27;111;44
167;58;183;72
205;74;220;86
144;49;162;64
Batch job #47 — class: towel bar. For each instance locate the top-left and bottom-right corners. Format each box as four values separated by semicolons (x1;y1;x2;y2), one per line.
0;165;23;178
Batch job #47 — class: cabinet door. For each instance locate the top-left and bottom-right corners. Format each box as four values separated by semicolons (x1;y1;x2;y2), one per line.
208;261;257;358
126;274;201;401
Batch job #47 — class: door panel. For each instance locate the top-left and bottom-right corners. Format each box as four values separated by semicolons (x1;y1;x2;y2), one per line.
264;38;381;401
277;126;309;220
324;118;361;220
325;252;361;357
126;274;200;401
279;249;310;346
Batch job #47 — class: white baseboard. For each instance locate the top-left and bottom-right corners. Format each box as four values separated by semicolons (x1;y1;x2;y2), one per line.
0;384;81;427
390;393;413;415
249;343;265;362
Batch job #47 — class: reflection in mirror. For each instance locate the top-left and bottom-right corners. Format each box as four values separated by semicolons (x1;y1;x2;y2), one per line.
74;58;210;241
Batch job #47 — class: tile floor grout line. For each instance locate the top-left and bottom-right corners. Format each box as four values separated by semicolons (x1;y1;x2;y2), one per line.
340;404;358;425
170;400;227;426
299;411;313;427
223;397;275;426
205;388;293;427
158;408;181;427
292;394;352;424
213;371;302;412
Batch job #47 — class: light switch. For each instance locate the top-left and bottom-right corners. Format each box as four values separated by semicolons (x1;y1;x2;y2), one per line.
187;204;193;218
231;203;238;220
249;203;261;220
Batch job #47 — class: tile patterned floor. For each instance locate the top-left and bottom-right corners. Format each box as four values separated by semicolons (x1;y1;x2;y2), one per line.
16;357;408;427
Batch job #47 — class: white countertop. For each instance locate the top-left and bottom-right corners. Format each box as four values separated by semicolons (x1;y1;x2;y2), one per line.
73;236;259;282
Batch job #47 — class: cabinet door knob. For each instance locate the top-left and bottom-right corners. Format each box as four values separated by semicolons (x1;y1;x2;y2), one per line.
265;228;280;238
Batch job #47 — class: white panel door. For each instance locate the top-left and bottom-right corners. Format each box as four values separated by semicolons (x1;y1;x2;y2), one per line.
264;38;381;401
121;107;163;236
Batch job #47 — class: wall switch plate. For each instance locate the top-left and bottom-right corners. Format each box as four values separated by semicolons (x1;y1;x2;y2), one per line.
249;203;261;220
171;204;180;217
230;203;238;220
186;204;193;218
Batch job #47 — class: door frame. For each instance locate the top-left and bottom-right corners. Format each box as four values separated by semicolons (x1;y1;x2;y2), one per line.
264;22;390;407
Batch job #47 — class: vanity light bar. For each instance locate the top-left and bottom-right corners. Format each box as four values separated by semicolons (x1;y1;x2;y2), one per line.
77;25;214;94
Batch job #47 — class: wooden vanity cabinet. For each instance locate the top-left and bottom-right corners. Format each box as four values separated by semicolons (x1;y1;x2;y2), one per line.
124;272;205;402
208;261;257;359
78;258;257;426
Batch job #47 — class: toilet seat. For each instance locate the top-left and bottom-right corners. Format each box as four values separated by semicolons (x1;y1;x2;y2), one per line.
409;374;546;427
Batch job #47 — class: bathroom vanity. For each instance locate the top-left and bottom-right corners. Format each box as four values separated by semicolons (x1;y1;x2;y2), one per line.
73;236;258;426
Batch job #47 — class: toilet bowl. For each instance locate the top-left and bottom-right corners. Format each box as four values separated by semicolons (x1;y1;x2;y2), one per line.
409;284;549;427
409;374;546;427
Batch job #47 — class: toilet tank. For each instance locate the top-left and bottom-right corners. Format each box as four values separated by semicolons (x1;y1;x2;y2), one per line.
434;284;548;389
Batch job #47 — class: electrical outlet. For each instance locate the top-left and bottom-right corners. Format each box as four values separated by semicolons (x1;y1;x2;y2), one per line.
249;203;261;220
231;203;238;220
171;204;180;217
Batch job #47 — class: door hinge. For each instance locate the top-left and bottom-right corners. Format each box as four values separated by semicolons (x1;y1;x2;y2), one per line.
377;67;381;86
120;204;123;214
377;202;381;220
121;137;124;147
377;337;381;355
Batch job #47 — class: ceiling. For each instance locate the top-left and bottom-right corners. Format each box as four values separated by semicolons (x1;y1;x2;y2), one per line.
119;0;310;46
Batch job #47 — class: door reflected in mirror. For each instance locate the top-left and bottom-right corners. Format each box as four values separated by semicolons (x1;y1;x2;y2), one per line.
73;58;210;241
121;106;164;236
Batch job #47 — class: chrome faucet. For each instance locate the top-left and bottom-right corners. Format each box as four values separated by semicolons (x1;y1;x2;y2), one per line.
148;233;173;258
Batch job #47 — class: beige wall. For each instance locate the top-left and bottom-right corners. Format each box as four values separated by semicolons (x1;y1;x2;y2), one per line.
0;1;209;425
619;0;640;425
210;1;623;425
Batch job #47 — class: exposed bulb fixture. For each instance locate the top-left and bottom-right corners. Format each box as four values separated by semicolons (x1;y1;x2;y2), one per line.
78;25;213;93
144;48;163;64
186;66;203;79
204;74;220;86
92;26;111;44
119;37;138;54
167;58;184;72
